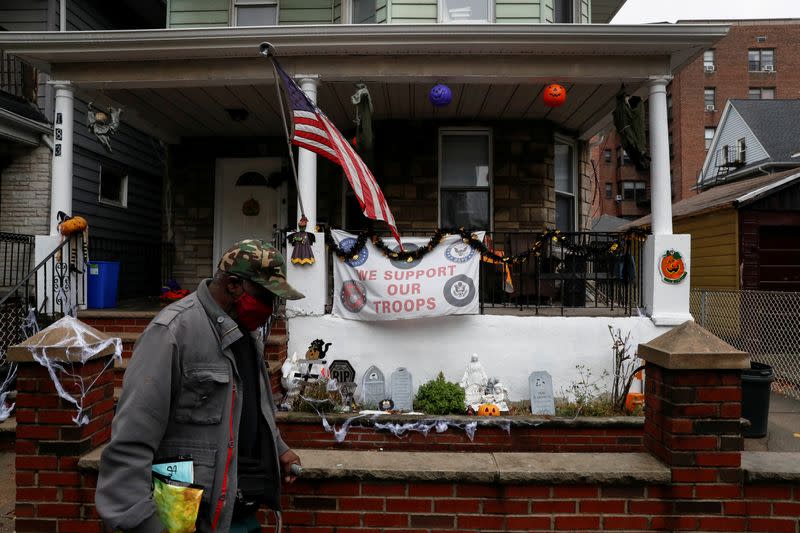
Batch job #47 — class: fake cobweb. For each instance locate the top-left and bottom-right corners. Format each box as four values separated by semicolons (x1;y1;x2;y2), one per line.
24;316;122;426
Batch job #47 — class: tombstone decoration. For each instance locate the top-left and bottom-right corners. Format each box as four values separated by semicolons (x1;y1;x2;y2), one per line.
361;365;386;408
459;354;489;407
329;360;357;408
390;367;414;411
529;371;556;416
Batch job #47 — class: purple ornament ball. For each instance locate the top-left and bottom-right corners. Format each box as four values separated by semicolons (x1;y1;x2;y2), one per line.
429;83;452;107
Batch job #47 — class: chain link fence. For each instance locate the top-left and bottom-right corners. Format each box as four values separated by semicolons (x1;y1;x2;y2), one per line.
691;289;800;400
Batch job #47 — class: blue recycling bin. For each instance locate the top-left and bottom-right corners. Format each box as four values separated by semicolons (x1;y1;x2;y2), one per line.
87;261;120;309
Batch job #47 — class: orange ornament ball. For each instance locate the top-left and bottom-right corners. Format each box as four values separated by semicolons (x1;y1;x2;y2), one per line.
543;83;567;107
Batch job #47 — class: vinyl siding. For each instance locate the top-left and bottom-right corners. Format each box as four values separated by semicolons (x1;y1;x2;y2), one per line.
334;0;342;22
280;0;334;24
389;0;437;23
168;0;229;28
541;0;553;22
72;98;164;241
0;0;48;32
377;0;388;22
674;209;739;290
580;0;590;22
495;0;542;23
703;106;769;185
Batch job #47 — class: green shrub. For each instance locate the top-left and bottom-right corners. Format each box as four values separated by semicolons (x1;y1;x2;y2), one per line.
414;372;465;415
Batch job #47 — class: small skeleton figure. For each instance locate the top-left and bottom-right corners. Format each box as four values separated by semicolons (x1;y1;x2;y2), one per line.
87;101;122;153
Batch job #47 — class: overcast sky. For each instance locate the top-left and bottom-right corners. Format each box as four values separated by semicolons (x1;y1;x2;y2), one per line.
611;0;800;24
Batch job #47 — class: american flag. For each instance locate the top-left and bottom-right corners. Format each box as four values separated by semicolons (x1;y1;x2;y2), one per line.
272;59;402;247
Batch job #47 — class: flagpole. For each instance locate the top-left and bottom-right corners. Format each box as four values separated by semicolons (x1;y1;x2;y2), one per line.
259;42;306;220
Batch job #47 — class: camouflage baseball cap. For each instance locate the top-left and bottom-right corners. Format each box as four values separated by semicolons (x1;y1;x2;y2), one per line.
218;239;305;300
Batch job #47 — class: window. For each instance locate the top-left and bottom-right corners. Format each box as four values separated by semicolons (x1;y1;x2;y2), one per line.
344;0;376;23
604;183;612;199
722;145;730;164
439;0;491;23
603;149;612;163
737;138;746;164
621;181;646;202
704;88;716;110
748;87;775;100
98;166;128;207
554;137;576;232
705;127;715;151
554;0;575;22
439;129;491;229
703;49;715;70
748;49;775;72
618;148;630;166
234;0;277;26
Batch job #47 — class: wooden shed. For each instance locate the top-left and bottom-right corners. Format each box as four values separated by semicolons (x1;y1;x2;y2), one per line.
627;168;800;291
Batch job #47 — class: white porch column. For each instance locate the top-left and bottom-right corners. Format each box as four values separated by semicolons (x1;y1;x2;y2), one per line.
297;76;319;228
49;82;74;236
286;75;327;317
643;76;692;326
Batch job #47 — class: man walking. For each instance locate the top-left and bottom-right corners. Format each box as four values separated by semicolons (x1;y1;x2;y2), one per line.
97;240;304;532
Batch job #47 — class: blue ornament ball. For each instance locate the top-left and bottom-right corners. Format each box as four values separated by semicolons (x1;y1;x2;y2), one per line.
429;83;452;107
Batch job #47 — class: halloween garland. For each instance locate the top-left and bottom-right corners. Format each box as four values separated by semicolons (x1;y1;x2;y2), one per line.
322;226;648;266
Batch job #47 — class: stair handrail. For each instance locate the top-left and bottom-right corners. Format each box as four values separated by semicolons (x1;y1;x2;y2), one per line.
0;234;81;309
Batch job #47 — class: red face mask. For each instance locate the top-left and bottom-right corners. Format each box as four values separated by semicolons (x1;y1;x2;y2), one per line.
234;292;273;331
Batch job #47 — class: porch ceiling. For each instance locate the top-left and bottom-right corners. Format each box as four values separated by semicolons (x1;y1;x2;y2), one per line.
0;24;729;141
90;80;624;141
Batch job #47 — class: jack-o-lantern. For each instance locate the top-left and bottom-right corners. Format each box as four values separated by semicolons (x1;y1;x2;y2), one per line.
477;403;500;416
59;216;88;236
543;83;567;107
659;249;687;284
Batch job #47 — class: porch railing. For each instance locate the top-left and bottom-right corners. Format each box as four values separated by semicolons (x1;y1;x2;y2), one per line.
0;233;86;360
0;49;36;102
0;232;34;289
89;237;175;301
315;229;643;316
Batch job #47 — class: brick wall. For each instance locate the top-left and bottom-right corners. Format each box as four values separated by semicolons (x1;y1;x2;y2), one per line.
0;144;51;236
277;417;644;453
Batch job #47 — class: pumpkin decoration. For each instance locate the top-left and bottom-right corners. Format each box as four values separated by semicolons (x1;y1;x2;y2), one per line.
429;83;453;107
59;215;88;236
659;249;687;284
543;83;567;108
477;403;500;417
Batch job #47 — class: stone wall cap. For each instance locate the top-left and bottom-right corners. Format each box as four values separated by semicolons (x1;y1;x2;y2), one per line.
6;316;120;363
742;451;800;483
80;446;669;484
638;320;749;370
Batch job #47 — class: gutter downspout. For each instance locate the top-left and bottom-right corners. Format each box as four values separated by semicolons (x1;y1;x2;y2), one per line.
60;0;66;31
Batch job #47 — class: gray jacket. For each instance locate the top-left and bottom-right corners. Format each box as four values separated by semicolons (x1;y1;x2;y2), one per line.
96;281;289;532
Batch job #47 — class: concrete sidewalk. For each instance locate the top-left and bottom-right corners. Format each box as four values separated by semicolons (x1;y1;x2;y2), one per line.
744;392;800;452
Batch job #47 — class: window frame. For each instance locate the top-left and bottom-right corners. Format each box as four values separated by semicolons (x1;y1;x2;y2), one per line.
620;181;646;202
342;0;377;24
737;138;746;164
703;49;715;69
554;0;580;23
437;127;493;230
603;149;612;163
438;0;494;23
749;87;775;100
604;183;612;199
704;127;715;151
554;134;578;232
98;165;129;208
748;48;775;72
231;0;279;27
704;87;716;109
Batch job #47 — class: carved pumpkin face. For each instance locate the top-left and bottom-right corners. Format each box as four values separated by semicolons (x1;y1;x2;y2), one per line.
543;84;567;107
659;250;687;283
477;403;500;416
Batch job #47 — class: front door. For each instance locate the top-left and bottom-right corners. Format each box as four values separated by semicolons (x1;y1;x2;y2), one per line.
213;157;284;265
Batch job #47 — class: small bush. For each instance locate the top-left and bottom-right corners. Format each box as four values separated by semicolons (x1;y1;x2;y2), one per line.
414;372;466;415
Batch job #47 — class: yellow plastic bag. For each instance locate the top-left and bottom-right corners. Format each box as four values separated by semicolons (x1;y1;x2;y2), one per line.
152;472;204;533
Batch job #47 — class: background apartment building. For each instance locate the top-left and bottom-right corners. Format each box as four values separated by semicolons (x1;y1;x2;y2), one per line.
592;19;800;224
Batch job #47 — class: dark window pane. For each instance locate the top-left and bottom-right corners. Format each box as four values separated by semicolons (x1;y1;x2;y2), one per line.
604;183;612;199
353;0;376;23
555;194;574;231
554;0;574;22
441;190;489;230
236;5;277;26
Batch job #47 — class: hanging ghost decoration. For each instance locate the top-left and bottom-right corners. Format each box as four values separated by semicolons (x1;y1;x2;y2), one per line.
87;101;122;153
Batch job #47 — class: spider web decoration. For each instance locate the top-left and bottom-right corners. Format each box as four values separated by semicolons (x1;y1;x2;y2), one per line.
0;361;16;422
10;316;121;426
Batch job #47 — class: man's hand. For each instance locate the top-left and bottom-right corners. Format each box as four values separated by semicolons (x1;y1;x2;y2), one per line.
279;449;301;484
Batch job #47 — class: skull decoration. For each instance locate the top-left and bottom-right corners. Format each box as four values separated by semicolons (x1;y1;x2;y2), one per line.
543;83;567;108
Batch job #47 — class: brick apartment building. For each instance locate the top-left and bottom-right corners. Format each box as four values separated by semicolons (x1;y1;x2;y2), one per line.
593;19;800;223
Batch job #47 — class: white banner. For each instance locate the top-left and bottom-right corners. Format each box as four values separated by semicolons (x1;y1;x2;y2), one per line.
332;230;484;321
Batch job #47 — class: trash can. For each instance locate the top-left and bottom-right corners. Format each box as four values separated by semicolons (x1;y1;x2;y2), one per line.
741;361;775;438
87;261;120;309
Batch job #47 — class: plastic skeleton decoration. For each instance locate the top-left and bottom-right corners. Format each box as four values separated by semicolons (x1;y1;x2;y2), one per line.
87;101;122;153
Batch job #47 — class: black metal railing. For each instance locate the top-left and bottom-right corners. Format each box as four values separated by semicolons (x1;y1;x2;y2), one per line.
0;233;86;359
89;237;175;300
0;232;34;289
319;229;644;316
0;49;36;102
